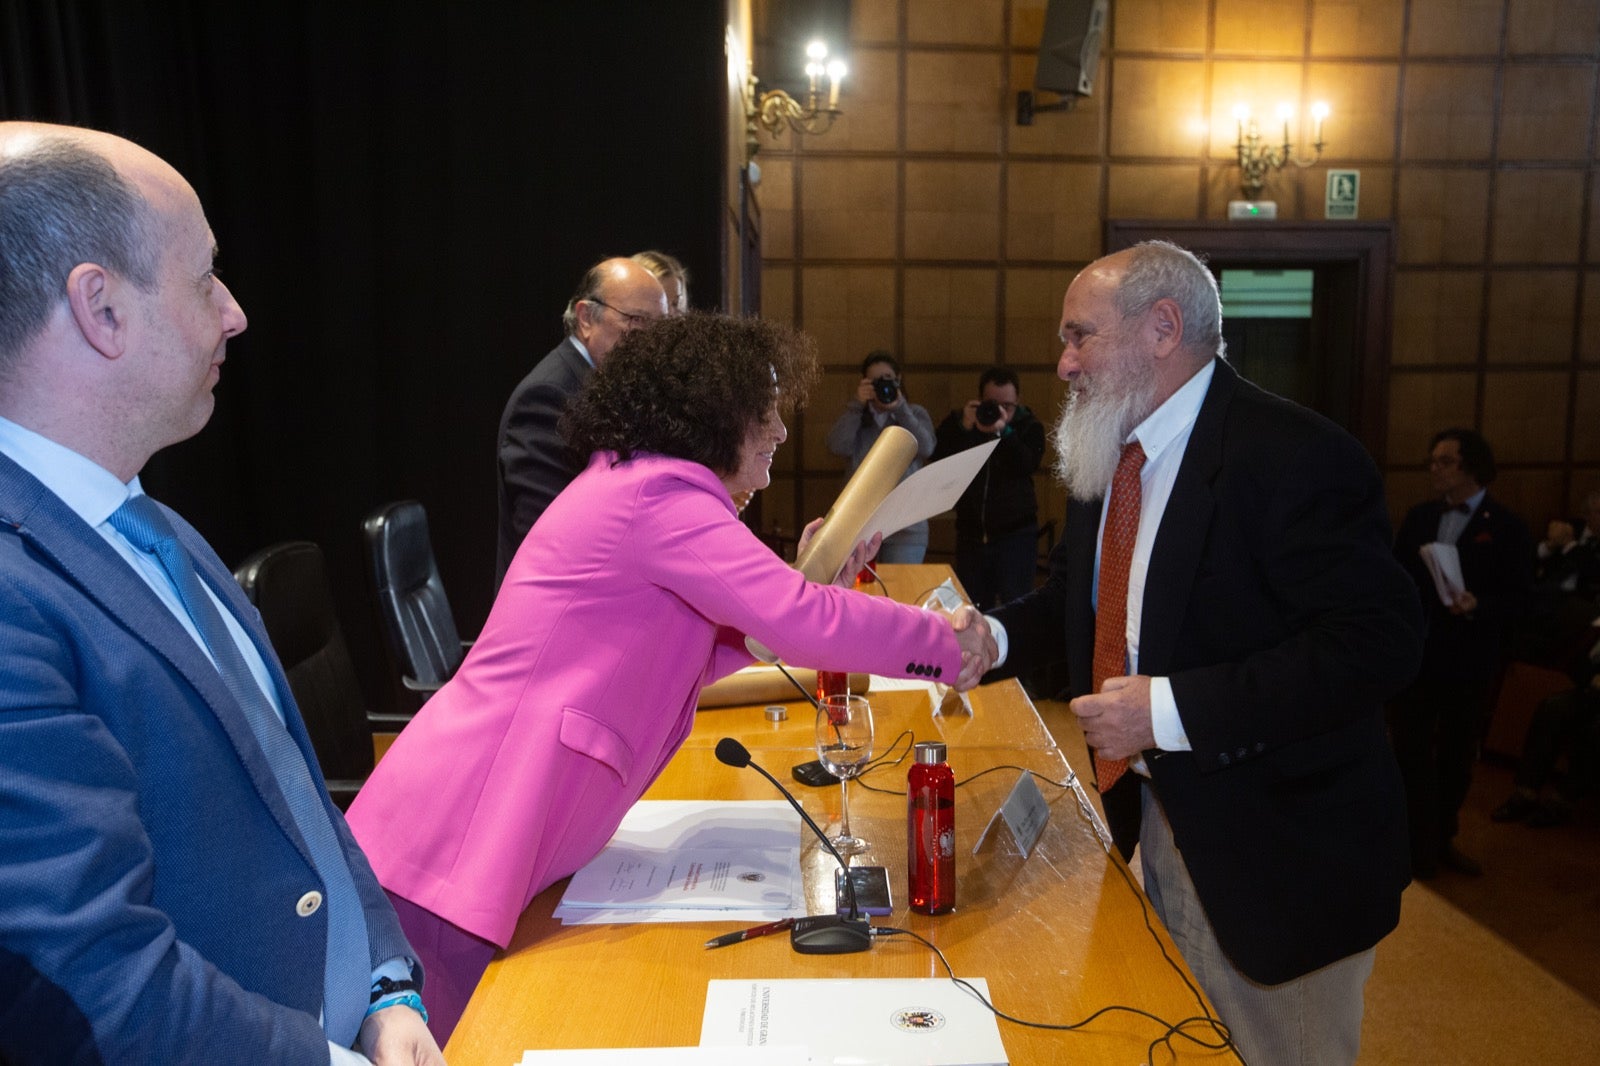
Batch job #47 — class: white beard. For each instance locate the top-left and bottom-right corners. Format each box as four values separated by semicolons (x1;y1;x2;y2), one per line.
1052;357;1159;502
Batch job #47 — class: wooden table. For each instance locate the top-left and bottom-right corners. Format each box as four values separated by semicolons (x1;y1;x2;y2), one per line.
446;566;1229;1064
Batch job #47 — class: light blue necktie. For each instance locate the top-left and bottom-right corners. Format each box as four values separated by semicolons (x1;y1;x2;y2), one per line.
109;494;371;1046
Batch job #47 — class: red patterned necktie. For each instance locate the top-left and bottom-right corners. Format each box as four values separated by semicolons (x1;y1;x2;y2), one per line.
1090;440;1146;793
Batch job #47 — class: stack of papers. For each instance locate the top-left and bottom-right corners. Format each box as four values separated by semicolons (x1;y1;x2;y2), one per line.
554;801;803;925
701;978;1009;1065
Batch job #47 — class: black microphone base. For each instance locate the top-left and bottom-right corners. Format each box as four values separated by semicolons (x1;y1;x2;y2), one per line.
789;914;871;954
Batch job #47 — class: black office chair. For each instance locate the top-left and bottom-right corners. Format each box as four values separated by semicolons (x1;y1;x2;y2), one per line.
362;500;470;712
234;540;403;809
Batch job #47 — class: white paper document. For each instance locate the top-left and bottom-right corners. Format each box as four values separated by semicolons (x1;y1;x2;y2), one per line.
700;978;1009;1065
858;439;998;544
554;801;803;924
517;1047;806;1065
1419;542;1465;605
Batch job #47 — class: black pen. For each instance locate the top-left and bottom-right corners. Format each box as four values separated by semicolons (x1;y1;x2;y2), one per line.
704;917;795;949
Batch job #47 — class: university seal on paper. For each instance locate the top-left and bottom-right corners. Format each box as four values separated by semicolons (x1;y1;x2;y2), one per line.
890;1007;946;1032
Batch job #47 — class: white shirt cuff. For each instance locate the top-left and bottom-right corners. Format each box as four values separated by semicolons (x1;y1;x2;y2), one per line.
329;1042;374;1065
1149;676;1191;751
986;614;1009;667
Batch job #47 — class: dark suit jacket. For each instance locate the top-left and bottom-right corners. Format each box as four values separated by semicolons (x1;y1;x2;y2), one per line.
1393;492;1533;683
993;360;1423;985
495;336;591;585
0;454;409;1064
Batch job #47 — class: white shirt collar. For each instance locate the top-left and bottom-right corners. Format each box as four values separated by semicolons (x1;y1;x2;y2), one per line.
569;336;595;368
1127;359;1215;461
0;415;139;525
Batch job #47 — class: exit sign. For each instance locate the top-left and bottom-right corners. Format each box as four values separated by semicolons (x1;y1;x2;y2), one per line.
1326;170;1359;219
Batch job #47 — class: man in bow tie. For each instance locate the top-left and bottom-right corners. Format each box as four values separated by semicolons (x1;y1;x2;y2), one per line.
0;122;442;1065
1390;428;1534;879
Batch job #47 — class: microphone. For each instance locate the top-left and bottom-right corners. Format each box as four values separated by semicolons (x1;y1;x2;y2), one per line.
714;738;871;955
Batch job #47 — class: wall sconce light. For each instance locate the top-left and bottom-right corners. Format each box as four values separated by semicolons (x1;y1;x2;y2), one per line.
1234;101;1329;201
746;40;846;158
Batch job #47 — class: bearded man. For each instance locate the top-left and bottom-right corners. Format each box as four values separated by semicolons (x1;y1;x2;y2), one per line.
978;241;1424;1065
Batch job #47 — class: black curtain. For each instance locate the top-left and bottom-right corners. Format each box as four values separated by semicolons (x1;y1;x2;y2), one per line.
1;0;729;713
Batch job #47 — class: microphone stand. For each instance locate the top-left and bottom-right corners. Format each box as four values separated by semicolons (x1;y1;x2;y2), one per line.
716;739;870;955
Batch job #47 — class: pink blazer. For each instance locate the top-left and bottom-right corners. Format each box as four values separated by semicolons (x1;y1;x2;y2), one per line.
347;452;961;946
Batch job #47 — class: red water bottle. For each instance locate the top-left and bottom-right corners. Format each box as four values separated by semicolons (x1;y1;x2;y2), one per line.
815;670;850;707
907;740;955;914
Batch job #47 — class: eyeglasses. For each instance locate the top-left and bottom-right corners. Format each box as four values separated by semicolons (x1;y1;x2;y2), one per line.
1428;456;1460;469
587;297;660;328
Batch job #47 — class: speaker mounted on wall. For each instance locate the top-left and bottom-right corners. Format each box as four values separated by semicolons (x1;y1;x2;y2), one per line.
1017;0;1108;125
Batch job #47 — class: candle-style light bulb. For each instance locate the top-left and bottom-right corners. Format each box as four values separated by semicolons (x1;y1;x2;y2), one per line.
1277;102;1293;146
1233;104;1250;143
826;59;847;109
1311;101;1330;145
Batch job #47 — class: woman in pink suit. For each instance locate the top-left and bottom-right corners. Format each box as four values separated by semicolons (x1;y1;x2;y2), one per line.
347;314;991;1042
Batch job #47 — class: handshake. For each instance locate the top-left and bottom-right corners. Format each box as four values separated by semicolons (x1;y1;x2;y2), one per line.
924;595;999;692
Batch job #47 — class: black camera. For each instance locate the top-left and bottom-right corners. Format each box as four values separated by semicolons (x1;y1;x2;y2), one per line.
975;399;1002;426
872;378;900;405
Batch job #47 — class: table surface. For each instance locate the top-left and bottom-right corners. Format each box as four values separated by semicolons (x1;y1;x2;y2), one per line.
444;565;1231;1064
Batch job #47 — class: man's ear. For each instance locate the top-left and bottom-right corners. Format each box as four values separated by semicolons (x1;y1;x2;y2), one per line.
64;262;130;359
1147;297;1184;360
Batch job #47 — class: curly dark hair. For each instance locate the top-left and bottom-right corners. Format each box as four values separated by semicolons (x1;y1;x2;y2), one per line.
562;312;819;476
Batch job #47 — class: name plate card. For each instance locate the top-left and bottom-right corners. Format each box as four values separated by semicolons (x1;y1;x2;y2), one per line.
972;771;1050;859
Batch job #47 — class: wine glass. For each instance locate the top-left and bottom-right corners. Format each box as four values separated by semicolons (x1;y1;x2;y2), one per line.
815;693;874;855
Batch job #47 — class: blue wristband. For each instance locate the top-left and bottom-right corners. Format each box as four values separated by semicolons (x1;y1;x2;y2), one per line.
366;990;429;1023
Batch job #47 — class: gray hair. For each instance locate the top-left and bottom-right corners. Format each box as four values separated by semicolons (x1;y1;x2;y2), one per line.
1113;240;1226;360
631;249;688;311
0;137;159;365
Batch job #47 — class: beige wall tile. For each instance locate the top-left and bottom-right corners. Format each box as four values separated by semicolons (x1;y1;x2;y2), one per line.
851;0;902;45
1113;57;1209;158
1216;0;1307;55
1580;273;1600;358
1006;162;1103;261
1400;64;1496;160
907;0;1004;45
1211;61;1317;159
1304;62;1401;161
1005;267;1078;364
1485;270;1579;361
756;157;795;260
904;161;1001;259
799;159;898;258
1111;0;1208;51
1489;468;1564;531
1010;54;1106;155
1498;64;1596;162
798;266;897;365
1577;372;1600;459
903;267;999;361
1387;371;1479;461
1483;370;1572;461
1492;169;1585;263
905;50;1005;153
1310;0;1405;57
762;266;795;325
1407;1;1504;56
1590;179;1600;264
1107;163;1202;218
1397;169;1490;263
1392;271;1485;364
1508;0;1600;55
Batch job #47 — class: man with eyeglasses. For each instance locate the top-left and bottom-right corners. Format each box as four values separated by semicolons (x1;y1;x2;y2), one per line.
933;366;1046;609
1390;427;1533;879
495;257;666;585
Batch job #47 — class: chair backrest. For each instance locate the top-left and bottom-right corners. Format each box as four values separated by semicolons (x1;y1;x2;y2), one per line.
233;540;373;792
362;500;464;688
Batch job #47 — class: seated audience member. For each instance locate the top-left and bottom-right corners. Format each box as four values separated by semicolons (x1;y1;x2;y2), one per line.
825;350;936;564
631;248;689;314
932;366;1046;609
0;123;438;1065
1493;608;1600;827
1535;490;1600;599
347;313;993;1043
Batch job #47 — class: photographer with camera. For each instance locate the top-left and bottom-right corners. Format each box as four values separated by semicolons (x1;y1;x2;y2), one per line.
932;366;1046;609
826;350;937;564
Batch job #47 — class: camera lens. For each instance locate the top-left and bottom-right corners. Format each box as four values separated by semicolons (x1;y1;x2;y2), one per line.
976;399;1002;425
873;379;899;404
